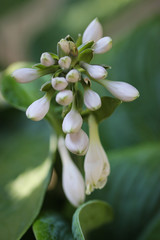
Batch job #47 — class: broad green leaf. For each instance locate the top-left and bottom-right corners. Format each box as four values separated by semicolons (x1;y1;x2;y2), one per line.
138;213;160;240
82;96;121;122
89;142;160;240
0;112;56;240
33;212;73;240
0;62;51;111
72;200;113;240
78;49;93;63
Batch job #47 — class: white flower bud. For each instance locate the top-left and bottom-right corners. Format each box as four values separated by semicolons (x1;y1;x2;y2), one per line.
82;18;103;43
12;68;41;83
40;52;55;66
51;77;68;91
66;69;80;83
58;39;70;55
56;90;73;106
62;109;83;133
26;94;51;121
84;88;101;111
93;37;112;54
65;129;89;156
58;56;71;70
97;79;140;102
84;115;110;195
81;62;107;80
58;137;85;207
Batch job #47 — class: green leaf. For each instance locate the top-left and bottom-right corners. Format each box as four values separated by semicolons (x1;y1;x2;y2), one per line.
0;114;57;240
72;200;113;240
33;212;73;240
78;49;93;63
82;96;121;122
89;142;160;240
0;62;50;111
78;41;94;53
138;213;160;240
76;34;82;47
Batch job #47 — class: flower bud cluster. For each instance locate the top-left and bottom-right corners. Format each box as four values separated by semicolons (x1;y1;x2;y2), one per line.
12;18;140;207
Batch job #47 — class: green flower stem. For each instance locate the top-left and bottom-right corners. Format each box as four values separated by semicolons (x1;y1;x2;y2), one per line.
46;112;63;137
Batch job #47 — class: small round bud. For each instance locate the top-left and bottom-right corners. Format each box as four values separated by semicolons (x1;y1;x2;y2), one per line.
65;129;89;156
62;109;83;133
66;69;80;83
40;52;55;66
93;37;112;54
81;62;107;80
57;39;70;56
84;88;101;110
56;90;73;106
58;56;71;70
26;94;51;121
51;77;68;91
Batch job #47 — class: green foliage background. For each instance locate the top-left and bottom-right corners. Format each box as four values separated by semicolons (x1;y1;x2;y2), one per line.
0;0;160;239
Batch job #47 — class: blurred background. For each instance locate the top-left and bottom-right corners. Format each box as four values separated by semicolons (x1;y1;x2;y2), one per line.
0;0;160;239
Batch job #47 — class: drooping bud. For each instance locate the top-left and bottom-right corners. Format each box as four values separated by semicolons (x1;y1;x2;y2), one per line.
93;37;112;54
66;69;80;83
96;79;140;102
81;62;107;80
26;93;51;121
62;108;83;133
65;129;89;156
12;68;41;83
57;39;70;57
82;18;103;43
58;56;71;70
51;77;68;91
40;52;55;66
56;90;73;106
58;137;85;207
84;88;101;111
84;115;110;195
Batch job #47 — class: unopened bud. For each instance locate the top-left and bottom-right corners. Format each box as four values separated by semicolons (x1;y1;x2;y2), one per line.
40;52;55;66
12;68;41;83
65;129;89;156
56;90;73;106
97;79;140;102
93;37;112;54
26;94;51;121
62;109;83;133
84;88;101;110
51;77;68;91
58;137;85;207
57;39;70;57
66;69;80;83
81;62;107;80
82;18;103;43
58;56;71;70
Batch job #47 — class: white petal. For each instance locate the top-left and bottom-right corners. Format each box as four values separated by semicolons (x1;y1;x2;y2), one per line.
65;129;89;156
82;18;103;43
12;68;41;83
51;77;68;91
58;137;85;207
84;89;101;111
56;90;73;106
62;109;83;133
81;62;107;80
97;80;140;102
93;37;112;54
40;52;55;66
26;94;50;121
66;69;81;83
